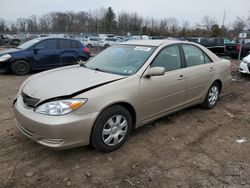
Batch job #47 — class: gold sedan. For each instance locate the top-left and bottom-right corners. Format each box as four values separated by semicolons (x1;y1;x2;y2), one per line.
14;40;231;152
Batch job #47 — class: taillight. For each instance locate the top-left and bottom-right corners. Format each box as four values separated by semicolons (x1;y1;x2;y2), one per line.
83;47;90;55
236;44;241;51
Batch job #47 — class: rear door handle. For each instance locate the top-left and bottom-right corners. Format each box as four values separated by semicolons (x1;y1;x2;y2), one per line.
178;74;186;80
210;67;215;72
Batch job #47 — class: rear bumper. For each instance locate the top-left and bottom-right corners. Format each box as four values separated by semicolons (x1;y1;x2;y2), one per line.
226;51;239;58
14;95;99;149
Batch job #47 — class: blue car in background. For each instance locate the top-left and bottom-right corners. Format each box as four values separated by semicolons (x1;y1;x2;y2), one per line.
0;37;91;75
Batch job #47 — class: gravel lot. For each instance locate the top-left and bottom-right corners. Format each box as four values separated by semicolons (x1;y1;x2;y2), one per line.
0;56;250;187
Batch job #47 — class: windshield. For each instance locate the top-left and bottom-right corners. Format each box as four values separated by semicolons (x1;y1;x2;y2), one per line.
17;38;42;49
85;45;156;75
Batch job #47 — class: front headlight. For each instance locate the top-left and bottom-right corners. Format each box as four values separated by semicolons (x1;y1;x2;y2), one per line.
34;98;87;116
0;54;12;62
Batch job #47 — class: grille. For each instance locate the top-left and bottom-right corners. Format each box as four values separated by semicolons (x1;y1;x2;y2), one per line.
22;92;40;108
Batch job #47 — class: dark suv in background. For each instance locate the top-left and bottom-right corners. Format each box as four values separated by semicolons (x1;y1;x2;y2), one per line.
0;37;91;75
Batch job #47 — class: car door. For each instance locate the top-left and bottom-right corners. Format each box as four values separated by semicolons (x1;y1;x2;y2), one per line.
58;39;78;66
32;39;60;69
181;44;215;104
139;45;186;121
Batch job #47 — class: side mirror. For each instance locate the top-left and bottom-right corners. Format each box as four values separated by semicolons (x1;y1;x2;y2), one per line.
33;47;43;54
144;67;165;77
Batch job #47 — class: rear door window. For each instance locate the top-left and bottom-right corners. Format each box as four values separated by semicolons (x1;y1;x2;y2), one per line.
58;39;72;49
182;45;211;67
70;40;78;48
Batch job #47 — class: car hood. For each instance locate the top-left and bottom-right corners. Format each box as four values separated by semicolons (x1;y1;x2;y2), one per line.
0;48;21;56
243;54;250;62
22;66;125;101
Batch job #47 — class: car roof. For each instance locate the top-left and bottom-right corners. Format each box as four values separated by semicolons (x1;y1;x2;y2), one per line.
122;39;187;47
39;37;79;41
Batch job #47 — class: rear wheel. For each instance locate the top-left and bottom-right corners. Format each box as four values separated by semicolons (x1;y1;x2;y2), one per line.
87;43;93;48
91;105;132;152
11;60;30;75
202;82;220;109
104;44;110;49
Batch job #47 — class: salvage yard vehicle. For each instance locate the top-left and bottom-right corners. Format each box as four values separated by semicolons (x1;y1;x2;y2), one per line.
86;37;101;48
185;37;230;56
13;40;231;152
239;54;250;74
226;39;250;59
0;37;91;75
0;34;21;46
99;37;121;48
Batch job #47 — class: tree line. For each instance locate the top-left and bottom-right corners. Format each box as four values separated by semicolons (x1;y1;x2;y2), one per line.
0;7;249;38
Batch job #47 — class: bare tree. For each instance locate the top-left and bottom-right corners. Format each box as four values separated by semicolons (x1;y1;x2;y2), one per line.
38;14;51;32
118;12;130;35
10;22;18;34
27;15;38;33
232;17;246;36
0;19;7;33
16;17;27;32
167;17;179;35
201;15;217;32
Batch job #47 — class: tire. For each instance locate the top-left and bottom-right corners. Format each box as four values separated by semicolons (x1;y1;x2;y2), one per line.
87;44;93;48
11;60;30;75
104;44;110;49
202;82;220;109
91;105;132;152
76;56;87;64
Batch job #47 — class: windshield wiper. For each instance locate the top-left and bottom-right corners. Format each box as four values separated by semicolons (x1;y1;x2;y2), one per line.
92;68;107;73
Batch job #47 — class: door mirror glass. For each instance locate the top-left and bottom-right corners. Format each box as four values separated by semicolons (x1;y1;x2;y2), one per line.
145;67;165;77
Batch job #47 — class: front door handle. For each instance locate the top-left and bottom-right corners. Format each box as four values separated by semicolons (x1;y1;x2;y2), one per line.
178;74;186;80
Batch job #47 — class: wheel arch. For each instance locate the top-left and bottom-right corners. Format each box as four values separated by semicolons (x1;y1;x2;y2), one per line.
89;101;137;146
213;79;222;93
99;102;136;129
78;55;89;61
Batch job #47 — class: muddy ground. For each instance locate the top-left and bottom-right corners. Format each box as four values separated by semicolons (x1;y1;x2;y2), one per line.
0;58;250;188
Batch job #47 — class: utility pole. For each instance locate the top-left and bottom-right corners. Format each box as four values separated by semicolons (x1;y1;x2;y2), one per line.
222;7;226;38
140;25;143;40
65;26;68;34
222;7;226;27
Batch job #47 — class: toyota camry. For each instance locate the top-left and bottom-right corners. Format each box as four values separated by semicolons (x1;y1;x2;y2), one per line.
13;40;231;152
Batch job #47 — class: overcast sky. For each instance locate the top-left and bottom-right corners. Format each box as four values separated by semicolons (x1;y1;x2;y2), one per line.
0;0;249;26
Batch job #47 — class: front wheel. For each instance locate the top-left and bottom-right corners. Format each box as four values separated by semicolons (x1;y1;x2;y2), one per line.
76;57;87;64
91;105;132;152
202;82;220;109
104;44;110;49
11;60;30;75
